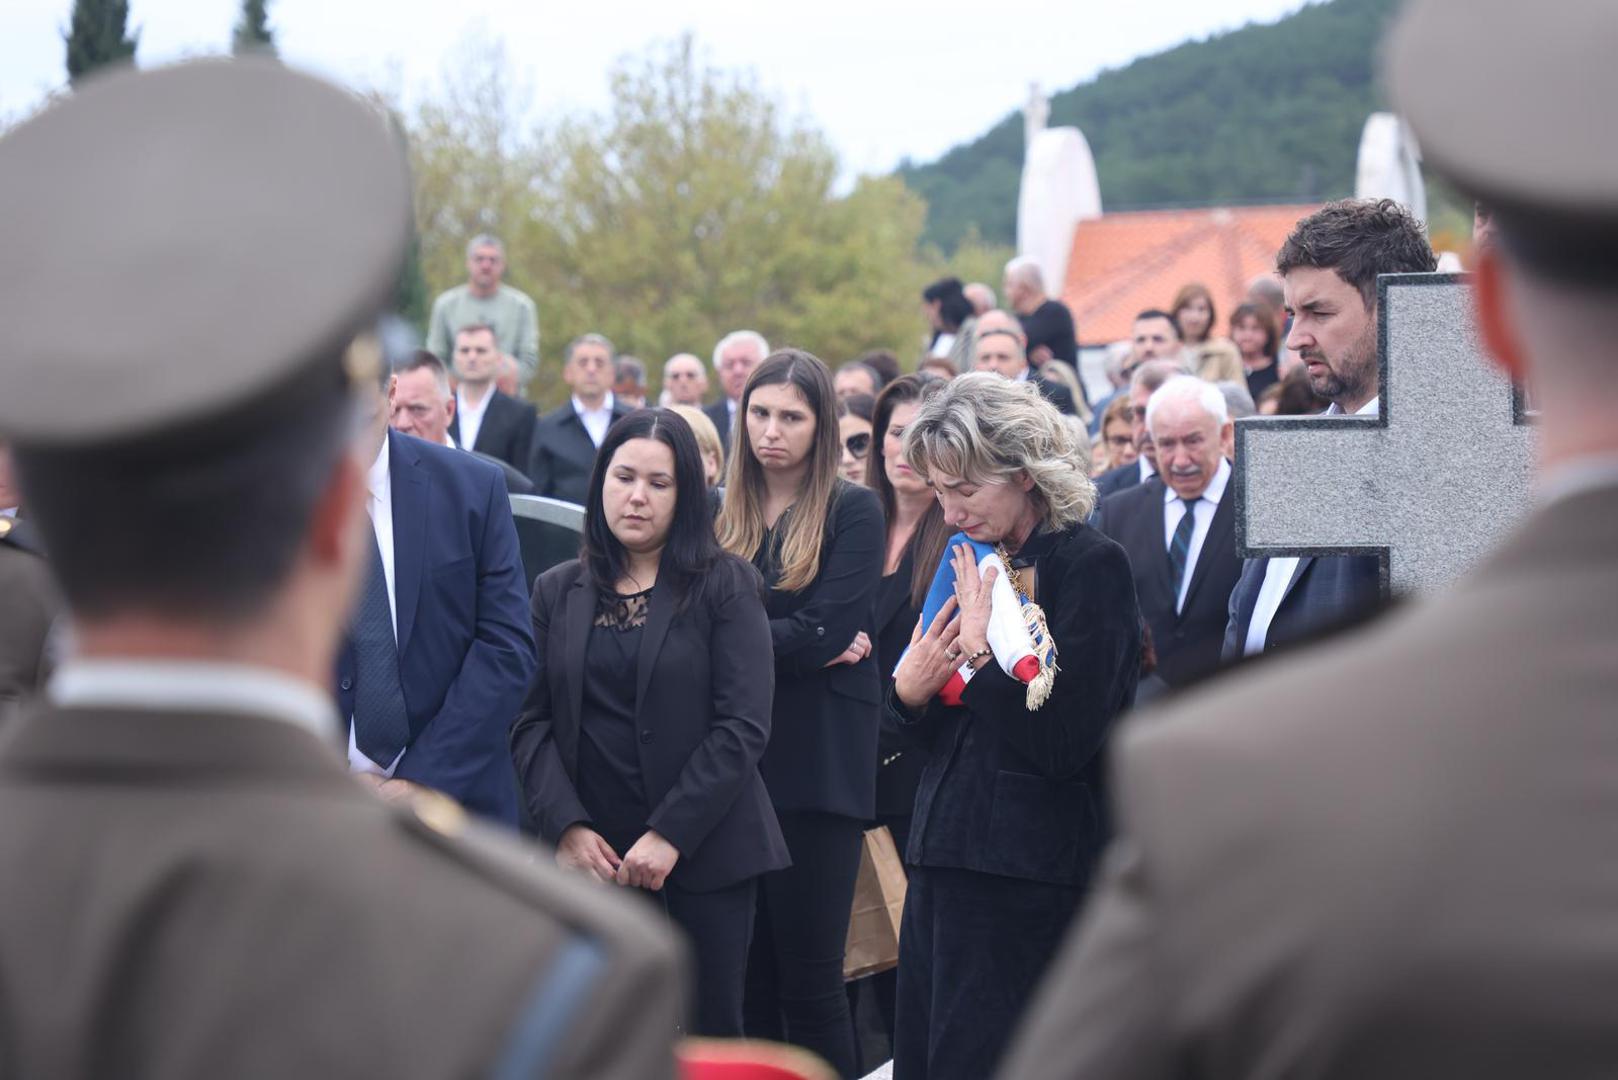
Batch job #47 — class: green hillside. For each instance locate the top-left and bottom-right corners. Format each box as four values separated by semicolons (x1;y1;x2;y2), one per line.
897;0;1401;251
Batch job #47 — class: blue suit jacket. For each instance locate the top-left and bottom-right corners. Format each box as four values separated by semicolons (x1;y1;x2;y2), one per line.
338;430;537;824
1222;553;1383;662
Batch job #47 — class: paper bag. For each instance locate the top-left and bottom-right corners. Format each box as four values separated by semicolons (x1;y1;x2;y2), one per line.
842;826;908;981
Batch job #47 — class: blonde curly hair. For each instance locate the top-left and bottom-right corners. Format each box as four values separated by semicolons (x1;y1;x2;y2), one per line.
902;372;1097;527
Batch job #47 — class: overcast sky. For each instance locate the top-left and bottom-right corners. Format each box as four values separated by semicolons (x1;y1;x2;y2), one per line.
7;0;1311;178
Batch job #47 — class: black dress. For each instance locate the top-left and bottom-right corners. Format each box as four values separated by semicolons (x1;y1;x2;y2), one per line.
575;588;652;856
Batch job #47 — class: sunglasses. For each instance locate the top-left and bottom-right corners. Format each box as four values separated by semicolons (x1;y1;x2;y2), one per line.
843;432;871;458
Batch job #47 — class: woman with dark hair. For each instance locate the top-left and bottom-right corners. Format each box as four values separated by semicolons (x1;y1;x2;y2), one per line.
849;372;953;1068
922;277;977;372
1230;300;1282;399
888;374;1141;1079
512;408;789;1037
837;392;874;486
718;350;884;1077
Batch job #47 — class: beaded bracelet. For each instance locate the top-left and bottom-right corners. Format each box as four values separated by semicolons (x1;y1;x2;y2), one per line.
962;646;993;667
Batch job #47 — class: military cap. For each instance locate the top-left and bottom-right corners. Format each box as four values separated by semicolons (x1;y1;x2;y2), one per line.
0;60;412;447
1387;0;1618;279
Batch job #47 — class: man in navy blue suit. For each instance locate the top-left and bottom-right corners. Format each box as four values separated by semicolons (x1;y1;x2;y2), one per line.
338;394;537;825
1224;200;1435;660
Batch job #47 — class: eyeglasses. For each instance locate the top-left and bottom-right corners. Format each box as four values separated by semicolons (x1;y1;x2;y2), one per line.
844;432;871;458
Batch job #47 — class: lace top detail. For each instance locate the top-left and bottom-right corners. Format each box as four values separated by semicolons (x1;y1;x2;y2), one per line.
594;587;651;631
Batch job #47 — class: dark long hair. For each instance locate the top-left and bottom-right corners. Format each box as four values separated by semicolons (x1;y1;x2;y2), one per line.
583;408;720;606
867;373;952;608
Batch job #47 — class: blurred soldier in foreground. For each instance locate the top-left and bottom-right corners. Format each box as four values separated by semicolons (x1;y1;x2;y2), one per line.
0;441;61;706
1000;0;1618;1076
0;60;682;1077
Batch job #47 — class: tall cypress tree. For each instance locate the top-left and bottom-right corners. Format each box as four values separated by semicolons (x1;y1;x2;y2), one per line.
232;0;277;57
63;0;139;87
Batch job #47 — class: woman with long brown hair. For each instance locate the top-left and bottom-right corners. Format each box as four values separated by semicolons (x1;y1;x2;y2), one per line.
718;349;885;1077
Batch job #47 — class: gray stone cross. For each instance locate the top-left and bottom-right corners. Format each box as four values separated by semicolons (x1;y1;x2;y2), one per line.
1233;272;1537;595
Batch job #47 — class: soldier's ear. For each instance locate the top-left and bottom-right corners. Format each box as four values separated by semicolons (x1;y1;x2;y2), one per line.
1473;247;1528;387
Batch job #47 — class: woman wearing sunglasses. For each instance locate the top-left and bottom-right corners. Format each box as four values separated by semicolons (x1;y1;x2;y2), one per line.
837;393;874;486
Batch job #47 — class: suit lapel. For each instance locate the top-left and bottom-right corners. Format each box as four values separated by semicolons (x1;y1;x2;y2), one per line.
1280;555;1315;606
563;578;593;733
472;393;498;454
1179;493;1233;616
389;430;428;655
634;576;676;720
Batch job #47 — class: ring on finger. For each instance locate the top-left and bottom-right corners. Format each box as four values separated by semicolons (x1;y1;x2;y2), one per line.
945;648;961;662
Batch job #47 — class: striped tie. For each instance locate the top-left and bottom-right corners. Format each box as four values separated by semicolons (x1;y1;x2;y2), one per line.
1168;496;1200;603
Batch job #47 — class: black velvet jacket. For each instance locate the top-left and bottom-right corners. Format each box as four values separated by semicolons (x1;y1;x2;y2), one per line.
888;521;1141;888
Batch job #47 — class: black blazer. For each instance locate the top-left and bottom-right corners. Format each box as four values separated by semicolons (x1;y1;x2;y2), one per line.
449;389;537;475
470;449;536;496
703;398;735;458
511;556;790;893
753;481;885;820
889;523;1141;888
872;546;929;821
1223;552;1383;661
1093;460;1145;501
528;400;631;506
1093;475;1242;687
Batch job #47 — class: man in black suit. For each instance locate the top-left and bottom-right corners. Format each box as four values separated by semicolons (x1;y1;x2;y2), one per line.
1095;375;1242;689
529;333;631;505
1224;199;1435;659
1092;358;1182;500
446;324;537;474
704;330;769;458
972;309;1077;414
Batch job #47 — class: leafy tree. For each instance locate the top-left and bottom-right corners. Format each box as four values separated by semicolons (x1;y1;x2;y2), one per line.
63;0;138;88
232;0;277;57
408;35;1001;407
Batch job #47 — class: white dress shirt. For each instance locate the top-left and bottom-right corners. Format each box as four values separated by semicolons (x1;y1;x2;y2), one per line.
455;385;494;453
1;506;16;518
349;437;403;776
50;658;336;742
1163;458;1231;613
1243;395;1380;656
574;392;616;449
441;432;457;449
1138;455;1157;484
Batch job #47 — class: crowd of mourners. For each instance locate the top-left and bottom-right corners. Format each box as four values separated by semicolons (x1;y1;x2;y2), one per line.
312;197;1426;1079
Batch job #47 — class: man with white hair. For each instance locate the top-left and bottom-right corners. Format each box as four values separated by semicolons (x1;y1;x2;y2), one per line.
1093;375;1242;688
1002;256;1079;372
426;234;541;386
704;329;768;458
662;352;709;406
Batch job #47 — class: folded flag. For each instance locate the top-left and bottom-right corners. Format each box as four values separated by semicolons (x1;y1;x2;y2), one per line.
897;533;1059;709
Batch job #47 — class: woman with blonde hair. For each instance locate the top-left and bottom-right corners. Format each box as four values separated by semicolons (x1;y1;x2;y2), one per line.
718;349;884;1077
887;373;1141;1079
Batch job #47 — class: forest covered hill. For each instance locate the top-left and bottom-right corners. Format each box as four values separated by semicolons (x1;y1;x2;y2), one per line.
897;0;1403;251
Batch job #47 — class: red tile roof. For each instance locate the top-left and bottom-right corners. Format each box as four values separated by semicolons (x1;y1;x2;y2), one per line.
1060;204;1322;345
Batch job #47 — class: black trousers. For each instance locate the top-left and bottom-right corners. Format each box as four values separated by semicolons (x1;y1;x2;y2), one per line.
657;876;757;1037
893;865;1085;1080
743;811;864;1078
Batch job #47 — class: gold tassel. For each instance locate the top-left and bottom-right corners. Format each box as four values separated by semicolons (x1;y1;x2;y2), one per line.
1021;598;1060;711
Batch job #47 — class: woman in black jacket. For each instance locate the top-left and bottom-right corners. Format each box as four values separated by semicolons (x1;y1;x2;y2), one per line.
718;349;884;1077
888;374;1142;1080
512;408;789;1037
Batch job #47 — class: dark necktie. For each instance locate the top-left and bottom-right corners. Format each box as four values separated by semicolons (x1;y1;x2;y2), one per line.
1168;496;1200;604
353;516;410;767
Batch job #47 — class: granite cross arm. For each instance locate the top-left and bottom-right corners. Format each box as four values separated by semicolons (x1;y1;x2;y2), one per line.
1233;272;1537;596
